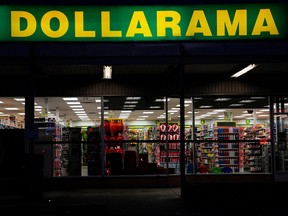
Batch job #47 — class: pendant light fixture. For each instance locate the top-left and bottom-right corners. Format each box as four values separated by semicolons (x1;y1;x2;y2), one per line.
103;65;112;79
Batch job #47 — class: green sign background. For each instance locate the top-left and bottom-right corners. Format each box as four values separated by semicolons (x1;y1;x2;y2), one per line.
0;3;287;41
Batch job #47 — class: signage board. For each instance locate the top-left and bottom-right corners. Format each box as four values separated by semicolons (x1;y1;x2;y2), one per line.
0;3;286;41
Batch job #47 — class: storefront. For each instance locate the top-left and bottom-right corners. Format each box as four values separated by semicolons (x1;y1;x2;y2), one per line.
0;0;288;194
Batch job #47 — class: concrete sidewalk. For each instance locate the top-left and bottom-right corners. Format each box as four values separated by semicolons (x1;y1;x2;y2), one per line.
1;187;287;216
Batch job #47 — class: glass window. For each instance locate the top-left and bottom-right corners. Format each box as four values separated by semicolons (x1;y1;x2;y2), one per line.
185;96;271;174
0;95;272;177
273;96;288;173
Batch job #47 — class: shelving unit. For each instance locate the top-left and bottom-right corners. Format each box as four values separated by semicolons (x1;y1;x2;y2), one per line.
87;126;101;175
214;126;240;173
243;124;270;172
195;142;214;169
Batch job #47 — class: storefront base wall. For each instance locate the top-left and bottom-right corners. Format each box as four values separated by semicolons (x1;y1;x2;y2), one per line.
184;174;288;203
43;175;181;190
42;174;273;191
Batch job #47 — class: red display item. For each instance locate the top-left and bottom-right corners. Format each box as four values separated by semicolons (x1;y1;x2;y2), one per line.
172;124;179;133
110;135;117;140
173;134;180;140
104;120;110;134
167;124;172;132
160;123;166;132
114;146;123;154
54;157;61;170
117;120;124;133
117;133;124;141
168;133;173;140
104;135;110;142
198;164;210;173
160;134;166;140
110;120;118;135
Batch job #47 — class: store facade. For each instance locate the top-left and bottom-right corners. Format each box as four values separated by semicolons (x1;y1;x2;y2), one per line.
1;0;288;195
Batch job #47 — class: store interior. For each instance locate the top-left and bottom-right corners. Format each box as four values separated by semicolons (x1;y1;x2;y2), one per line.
0;96;271;127
0;95;275;177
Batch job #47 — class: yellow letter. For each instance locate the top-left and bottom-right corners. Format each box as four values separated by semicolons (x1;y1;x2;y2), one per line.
157;11;181;37
41;11;68;38
252;9;279;35
217;10;247;36
75;11;96;37
11;11;36;37
101;11;122;37
186;10;212;36
126;11;152;37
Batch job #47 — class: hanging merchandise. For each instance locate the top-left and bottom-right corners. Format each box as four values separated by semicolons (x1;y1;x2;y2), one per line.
103;118;124;175
158;122;180;174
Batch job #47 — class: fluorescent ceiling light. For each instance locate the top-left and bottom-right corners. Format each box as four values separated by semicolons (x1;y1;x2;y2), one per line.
258;114;269;117
0;101;3;103
199;106;212;108
143;111;154;114
239;100;255;103
74;111;86;114
70;105;83;108
176;104;189;107
215;98;231;101
125;101;138;104
126;97;141;100
5;108;19;110
14;98;25;101
63;97;78;101
214;109;226;112
168;110;178;113
155;98;170;102
251;97;266;99
66;102;81;105
123;105;136;108
231;64;258;78
229;104;244;107
233;116;244;118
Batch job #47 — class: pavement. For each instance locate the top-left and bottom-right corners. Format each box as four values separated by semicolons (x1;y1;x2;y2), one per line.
1;186;288;216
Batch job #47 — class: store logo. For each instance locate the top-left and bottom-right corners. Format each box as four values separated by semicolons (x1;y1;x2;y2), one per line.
0;3;285;41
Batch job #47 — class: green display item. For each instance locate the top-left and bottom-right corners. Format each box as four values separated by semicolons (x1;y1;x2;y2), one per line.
210;166;222;173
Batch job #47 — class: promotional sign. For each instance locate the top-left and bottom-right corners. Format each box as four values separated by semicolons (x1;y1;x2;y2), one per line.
0;3;287;41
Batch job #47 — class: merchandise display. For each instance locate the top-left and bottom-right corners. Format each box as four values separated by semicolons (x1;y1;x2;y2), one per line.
194;123;270;174
159;123;180;174
104;119;124;175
